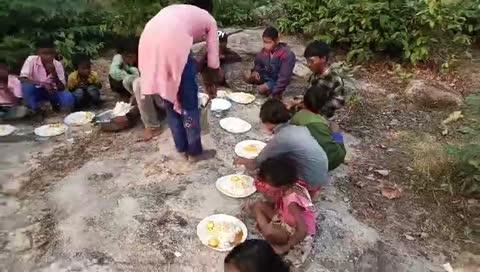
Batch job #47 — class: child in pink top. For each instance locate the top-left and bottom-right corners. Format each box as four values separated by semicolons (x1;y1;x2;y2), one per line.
0;63;28;120
249;156;316;268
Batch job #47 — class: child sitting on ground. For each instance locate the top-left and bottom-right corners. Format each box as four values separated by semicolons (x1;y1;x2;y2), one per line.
244;26;296;99
198;30;242;88
68;54;102;108
109;38;140;99
290;85;346;171
290;40;346;118
0;63;28;120
235;99;329;199
20;39;75;114
249;156;315;268
225;239;289;272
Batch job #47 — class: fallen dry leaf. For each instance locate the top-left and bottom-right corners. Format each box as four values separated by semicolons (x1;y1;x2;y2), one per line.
442;111;463;125
380;184;403;200
375;169;390;177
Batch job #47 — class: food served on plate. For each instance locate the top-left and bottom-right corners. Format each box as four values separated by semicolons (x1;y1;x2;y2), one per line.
244;144;258;153
235;140;266;159
219;117;251;134
34;123;67;137
64;111;95;125
197;215;247;251
216;175;256;198
227;92;256;104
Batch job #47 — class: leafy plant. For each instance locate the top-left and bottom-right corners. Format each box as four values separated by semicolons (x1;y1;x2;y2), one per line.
277;0;480;66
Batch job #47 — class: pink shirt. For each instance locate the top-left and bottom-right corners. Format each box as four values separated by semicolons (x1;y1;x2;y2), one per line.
0;75;22;105
20;55;66;85
139;4;219;111
277;183;316;236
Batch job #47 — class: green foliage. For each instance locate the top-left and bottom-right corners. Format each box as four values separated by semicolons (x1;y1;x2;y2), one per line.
0;0;108;71
277;0;480;65
213;0;270;26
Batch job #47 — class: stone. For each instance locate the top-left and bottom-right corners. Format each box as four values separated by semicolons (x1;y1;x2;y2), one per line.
405;80;463;108
8;230;31;252
375;170;390;177
1;180;23;195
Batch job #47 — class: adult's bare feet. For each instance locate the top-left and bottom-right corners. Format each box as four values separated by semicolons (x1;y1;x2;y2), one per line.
138;127;162;142
188;149;217;163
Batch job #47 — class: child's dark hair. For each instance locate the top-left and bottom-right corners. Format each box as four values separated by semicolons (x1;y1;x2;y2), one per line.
225;239;290;272
36;38;55;49
304;40;330;60
304;85;331;113
259;156;297;188
73;54;91;69
262;26;279;40
118;37;139;55
260;99;291;124
186;0;213;13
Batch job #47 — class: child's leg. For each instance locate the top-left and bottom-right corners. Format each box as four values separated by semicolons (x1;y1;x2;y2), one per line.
51;90;75;112
86;85;101;105
72;88;87;108
255;209;290;245
109;75;131;100
21;83;48;111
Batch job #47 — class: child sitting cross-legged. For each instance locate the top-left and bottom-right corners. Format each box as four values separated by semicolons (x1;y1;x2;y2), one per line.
68;54;102;108
248;156;315;268
109;38;140;100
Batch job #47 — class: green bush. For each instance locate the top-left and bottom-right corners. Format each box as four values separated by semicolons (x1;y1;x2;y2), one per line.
277;0;480;65
0;0;108;71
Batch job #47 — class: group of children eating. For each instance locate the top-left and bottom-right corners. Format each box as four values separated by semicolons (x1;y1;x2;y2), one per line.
0;7;348;269
0;38;139;122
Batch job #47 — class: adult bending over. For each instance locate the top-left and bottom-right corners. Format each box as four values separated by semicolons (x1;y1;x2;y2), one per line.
138;0;219;162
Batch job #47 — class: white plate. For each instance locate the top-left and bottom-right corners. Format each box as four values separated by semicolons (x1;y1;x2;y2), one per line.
234;140;267;159
197;214;248;252
227;92;256;104
34;124;67;137
219;117;251;134
211;98;232;112
216;174;256;198
0;125;16;137
216;90;229;98
64;111;95;126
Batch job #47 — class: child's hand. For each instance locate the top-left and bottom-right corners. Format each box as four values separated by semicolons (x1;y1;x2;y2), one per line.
329;121;341;133
251;71;261;81
271;243;291;255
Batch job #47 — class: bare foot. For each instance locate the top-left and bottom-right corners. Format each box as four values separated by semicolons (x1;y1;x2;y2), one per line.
188;149;217;163
138;127;162;142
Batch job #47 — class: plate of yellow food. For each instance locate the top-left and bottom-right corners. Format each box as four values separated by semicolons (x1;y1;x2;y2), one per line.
219;117;252;134
216;174;256;198
0;125;16;137
64;111;95;126
34;123;67;137
197;214;248;252
227;92;256;105
234;140;266;159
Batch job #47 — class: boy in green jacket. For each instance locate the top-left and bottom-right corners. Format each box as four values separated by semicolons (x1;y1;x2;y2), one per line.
290;85;346;170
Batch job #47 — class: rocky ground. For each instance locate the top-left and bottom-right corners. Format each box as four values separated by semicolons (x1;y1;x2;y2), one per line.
0;29;479;272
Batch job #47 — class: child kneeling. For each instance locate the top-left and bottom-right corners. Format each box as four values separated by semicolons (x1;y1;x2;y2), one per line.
249;156;315;268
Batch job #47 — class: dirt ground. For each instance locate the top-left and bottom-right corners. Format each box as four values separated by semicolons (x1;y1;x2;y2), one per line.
1;29;479;272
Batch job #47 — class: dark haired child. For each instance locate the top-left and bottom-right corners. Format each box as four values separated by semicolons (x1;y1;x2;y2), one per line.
20;39;75;113
290;85;346;171
109;39;140;99
248;157;315;268
68;54;102;108
300;40;346;118
244;26;296;99
225;239;290;272
0;63;28;120
198;30;242;88
235;99;329;199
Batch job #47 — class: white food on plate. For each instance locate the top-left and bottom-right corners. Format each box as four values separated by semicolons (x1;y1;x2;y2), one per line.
219;117;251;134
234;140;267;159
227;92;256;104
64;111;95;125
34;124;67;137
210;98;232;112
216;175;256;198
0;125;16;136
112;102;133;117
197;214;247;252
